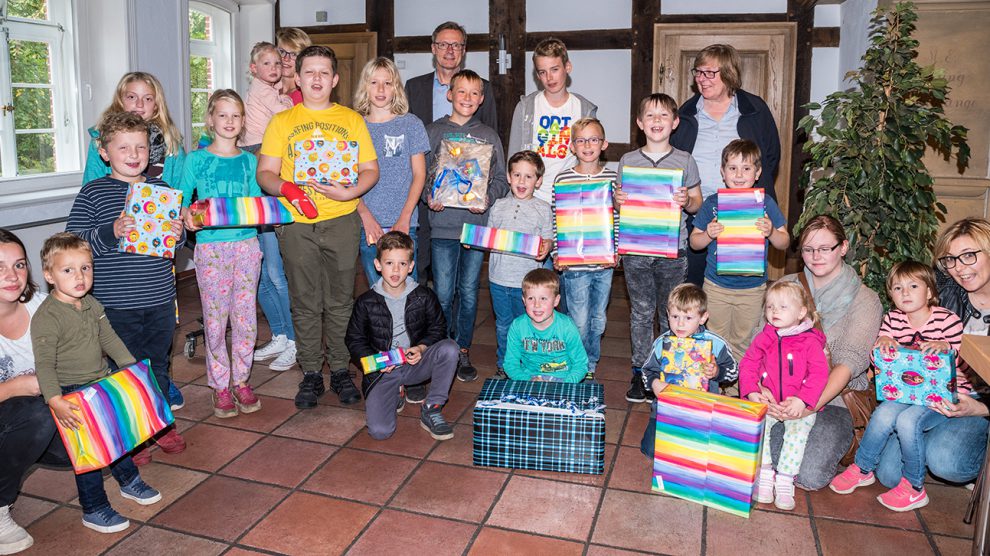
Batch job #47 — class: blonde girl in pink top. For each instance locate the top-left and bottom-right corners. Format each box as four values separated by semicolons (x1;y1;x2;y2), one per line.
240;42;293;151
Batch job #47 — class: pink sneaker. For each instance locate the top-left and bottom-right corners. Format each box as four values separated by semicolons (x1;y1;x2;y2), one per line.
877;477;929;512
213;388;238;418
233;384;261;414
829;464;876;494
754;466;775;504
156;428;186;454
131;447;152;466
774;474;796;510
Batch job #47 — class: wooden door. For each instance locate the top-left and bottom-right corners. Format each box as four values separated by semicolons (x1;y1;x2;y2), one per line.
653;23;796;278
307;32;377;109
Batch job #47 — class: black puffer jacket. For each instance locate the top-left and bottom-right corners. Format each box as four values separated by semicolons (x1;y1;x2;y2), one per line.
345;284;447;396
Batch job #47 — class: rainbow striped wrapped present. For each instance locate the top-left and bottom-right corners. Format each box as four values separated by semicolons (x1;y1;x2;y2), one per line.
716;188;766;276
553;179;616;267
460;223;541;258
653;385;767;517
360;349;408;374
52;360;174;474
191;197;295;228
617;167;683;258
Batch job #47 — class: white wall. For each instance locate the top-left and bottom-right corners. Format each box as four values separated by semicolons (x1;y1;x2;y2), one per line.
278;0;364;28
394;0;489;36
840;0;878;86
662;0;787;14
526;0;630;31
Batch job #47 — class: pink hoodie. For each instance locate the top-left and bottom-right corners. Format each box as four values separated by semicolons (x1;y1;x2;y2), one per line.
241;78;294;147
739;321;829;409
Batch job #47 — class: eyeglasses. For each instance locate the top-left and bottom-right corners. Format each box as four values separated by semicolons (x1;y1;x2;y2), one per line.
572;137;604;146
277;48;298;59
691;68;721;80
800;243;841;257
938;250;982;269
433;41;466;51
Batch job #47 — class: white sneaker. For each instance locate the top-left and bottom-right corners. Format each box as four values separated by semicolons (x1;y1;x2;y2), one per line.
254;334;287;361
269;340;297;371
0;505;33;555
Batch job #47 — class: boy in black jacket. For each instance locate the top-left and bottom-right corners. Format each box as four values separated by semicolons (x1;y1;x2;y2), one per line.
345;231;459;440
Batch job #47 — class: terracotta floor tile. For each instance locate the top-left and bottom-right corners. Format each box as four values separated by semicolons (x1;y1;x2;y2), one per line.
170;356;206;384
22;507;125;554
78;462;209;522
9;496;57;527
151;475;286;541
601;337;630;359
591;489;703;554
172;384;221;422
815;519;933;555
220;436;335;488
205;395;298;433
153;423;262;472
487;476;601;540
450;374;486;394
428;424;485;468
441;388;477;423
706;508;817;556
595;356;632;382
240;491;377;555
585;546;648;556
934;534;974;555
600;379;635;411
919;483;975;538
607;446;654;494
103;525;228;555
605;408;625;445
754;489;810;517
254;370;304;400
349;509;477;556
467;527;585;556
243;365;281;388
808;482;922;530
273;404;367;445
514;444;616;488
347;415;439;458
390;461;507;522
302;448;418;505
621;410;649;447
20;466;78;504
222;548;269;556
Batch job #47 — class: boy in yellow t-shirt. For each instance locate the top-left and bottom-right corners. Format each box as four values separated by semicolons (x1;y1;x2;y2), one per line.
257;45;380;410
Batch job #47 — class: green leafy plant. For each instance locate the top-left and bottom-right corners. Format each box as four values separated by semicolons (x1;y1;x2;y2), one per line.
796;1;969;300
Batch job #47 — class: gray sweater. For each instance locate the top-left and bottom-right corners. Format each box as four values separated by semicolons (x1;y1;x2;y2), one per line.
424;116;509;240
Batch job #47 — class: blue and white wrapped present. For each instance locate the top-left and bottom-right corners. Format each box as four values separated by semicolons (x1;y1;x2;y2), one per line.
472;378;606;474
874;346;958;407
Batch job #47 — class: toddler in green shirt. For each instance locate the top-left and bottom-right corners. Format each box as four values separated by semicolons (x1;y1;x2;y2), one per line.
503;268;589;382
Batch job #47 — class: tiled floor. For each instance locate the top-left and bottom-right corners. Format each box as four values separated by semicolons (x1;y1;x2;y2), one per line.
14;271;978;555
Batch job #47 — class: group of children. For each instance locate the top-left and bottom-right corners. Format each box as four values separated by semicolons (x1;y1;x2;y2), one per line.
29;29;971;536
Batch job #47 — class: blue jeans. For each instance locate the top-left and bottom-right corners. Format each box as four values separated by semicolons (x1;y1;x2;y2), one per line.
855;402;947;488
431;238;484;349
873;402;989;488
489;282;525;368
104;301;176;406
359;228;418;286
257;229;295;341
562;268;613;373
61;384;138;514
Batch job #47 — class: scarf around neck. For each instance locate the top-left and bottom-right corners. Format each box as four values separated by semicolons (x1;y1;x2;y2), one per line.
803;263;862;332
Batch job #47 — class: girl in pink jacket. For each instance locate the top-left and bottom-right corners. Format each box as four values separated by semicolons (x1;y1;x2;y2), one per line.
739;280;829;511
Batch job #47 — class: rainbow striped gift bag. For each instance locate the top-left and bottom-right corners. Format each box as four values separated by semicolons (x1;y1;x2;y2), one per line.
191;197;295;228
460;223;541;258
553;179;616;267
52;360;174;474
653;385;767;517
360;349;408;374
716;188;766;276
617;167;683;258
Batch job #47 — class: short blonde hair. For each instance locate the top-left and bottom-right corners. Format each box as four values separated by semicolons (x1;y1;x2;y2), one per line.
533;37;568;65
522;268;559;297
249;41;279;65
353;57;410;116
205;89;246;140
667;283;707;314
765;281;821;329
41;233;91;272
98;111;149;150
275;27;311;53
886;260;939;307
721;139;762;170
572;117;605;137
694;44;742;96
934;217;990;270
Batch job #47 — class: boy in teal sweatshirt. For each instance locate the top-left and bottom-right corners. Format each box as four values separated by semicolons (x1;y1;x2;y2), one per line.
504;269;588;382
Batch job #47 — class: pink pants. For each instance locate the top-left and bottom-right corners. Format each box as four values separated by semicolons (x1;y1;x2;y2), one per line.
194;238;263;390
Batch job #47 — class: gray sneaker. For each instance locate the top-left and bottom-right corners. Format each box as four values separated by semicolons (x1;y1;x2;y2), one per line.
82;507;130;534
420;404;454;440
119;476;162;505
456;349;478;382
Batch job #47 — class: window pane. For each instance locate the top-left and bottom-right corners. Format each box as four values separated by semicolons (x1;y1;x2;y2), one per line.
189;9;212;41
191;91;209;127
8;0;49;20
16;133;55;175
13;88;54;129
9;40;52;85
190;56;213;89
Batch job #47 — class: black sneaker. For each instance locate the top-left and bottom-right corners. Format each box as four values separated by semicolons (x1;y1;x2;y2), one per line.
493;367;508;380
330;370;361;405
456;349;478;382
405;383;427;404
294;372;326;409
420;404;454;440
625;375;648;403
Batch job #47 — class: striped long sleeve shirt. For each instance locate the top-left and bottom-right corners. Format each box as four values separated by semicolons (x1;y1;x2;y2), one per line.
66;177;184;310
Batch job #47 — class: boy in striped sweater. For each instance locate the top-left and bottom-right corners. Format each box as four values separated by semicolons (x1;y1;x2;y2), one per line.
66;112;187;462
829;261;964;512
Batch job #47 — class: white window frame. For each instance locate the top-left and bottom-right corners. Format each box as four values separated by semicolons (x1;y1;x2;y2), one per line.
0;0;81;184
188;1;233;142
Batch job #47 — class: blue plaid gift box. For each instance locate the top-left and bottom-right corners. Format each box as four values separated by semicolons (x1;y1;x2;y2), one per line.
472;379;606;474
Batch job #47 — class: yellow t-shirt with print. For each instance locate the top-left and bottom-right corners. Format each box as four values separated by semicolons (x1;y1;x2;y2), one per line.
260;103;377;223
